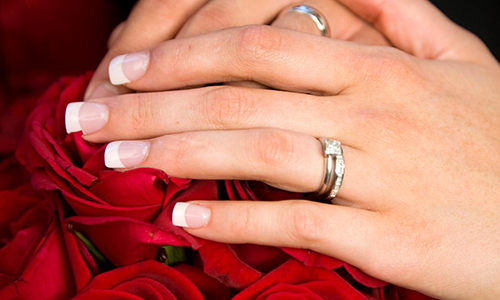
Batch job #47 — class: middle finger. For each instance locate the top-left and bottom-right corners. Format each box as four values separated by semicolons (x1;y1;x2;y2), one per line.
68;86;361;147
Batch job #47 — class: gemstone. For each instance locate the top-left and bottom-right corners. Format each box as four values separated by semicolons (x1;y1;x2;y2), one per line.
324;140;341;155
336;157;345;175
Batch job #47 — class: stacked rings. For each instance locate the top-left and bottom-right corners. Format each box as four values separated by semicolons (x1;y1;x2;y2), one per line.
316;138;345;201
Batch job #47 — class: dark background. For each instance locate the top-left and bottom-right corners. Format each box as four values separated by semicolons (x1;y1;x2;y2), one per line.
91;0;500;60
86;0;500;61
0;0;498;102
431;0;500;60
121;0;500;61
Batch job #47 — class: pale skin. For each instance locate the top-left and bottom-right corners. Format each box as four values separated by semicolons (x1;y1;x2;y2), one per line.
77;0;500;299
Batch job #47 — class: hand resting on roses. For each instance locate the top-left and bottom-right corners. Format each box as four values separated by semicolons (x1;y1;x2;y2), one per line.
66;0;500;299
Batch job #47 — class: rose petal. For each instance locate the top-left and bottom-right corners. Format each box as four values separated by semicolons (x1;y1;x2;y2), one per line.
69;216;189;267
174;264;233;300
233;259;367;300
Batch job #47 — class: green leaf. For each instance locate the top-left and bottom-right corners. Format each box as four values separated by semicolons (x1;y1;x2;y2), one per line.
73;231;108;264
157;246;190;266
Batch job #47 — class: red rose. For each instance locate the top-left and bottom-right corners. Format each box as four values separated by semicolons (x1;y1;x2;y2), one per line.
173;263;233;300
16;74;198;267
69;180;265;289
15;74;268;291
72;260;221;300
232;259;370;300
17;74;191;224
0;185;76;299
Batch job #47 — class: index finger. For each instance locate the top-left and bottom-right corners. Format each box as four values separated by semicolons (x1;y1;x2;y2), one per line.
85;0;209;100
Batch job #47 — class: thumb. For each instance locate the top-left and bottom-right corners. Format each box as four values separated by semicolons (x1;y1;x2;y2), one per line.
337;0;496;64
171;200;381;270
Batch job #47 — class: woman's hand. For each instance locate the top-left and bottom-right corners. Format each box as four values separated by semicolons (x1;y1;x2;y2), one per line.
69;0;500;298
84;0;388;99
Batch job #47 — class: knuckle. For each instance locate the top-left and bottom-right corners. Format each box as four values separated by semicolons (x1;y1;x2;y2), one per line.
286;202;325;245
354;104;419;143
369;50;423;86
158;135;192;177
232;204;255;236
194;4;233;30
202;87;255;128
129;94;156;133
107;21;126;49
157;41;191;83
235;26;282;66
253;130;296;170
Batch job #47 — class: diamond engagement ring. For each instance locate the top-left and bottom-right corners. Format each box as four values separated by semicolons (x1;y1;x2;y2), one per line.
285;5;330;37
316;138;345;201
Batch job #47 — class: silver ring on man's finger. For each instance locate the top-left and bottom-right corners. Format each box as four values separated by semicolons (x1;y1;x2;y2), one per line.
285;5;330;37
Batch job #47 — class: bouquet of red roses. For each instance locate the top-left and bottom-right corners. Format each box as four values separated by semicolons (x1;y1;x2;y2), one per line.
0;73;436;299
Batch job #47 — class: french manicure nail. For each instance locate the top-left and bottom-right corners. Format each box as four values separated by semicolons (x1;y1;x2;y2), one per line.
104;141;150;169
172;203;211;228
65;102;109;134
86;82;120;100
109;51;150;85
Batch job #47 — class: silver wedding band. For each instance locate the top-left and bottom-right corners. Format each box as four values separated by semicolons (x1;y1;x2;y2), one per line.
316;138;345;201
284;5;330;37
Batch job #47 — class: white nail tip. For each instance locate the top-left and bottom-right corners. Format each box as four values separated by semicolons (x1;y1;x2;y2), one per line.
105;141;126;169
65;102;83;134
172;203;190;228
109;54;130;85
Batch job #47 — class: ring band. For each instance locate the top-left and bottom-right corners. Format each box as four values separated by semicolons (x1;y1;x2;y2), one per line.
316;138;345;201
285;5;330;37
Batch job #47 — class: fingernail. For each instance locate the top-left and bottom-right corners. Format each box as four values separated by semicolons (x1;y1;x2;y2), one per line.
109;51;150;85
172;203;211;228
104;141;150;169
85;82;120;100
65;102;109;134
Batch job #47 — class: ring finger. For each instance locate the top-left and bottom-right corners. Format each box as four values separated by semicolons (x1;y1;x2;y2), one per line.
69;86;361;147
271;1;389;46
103;128;377;206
